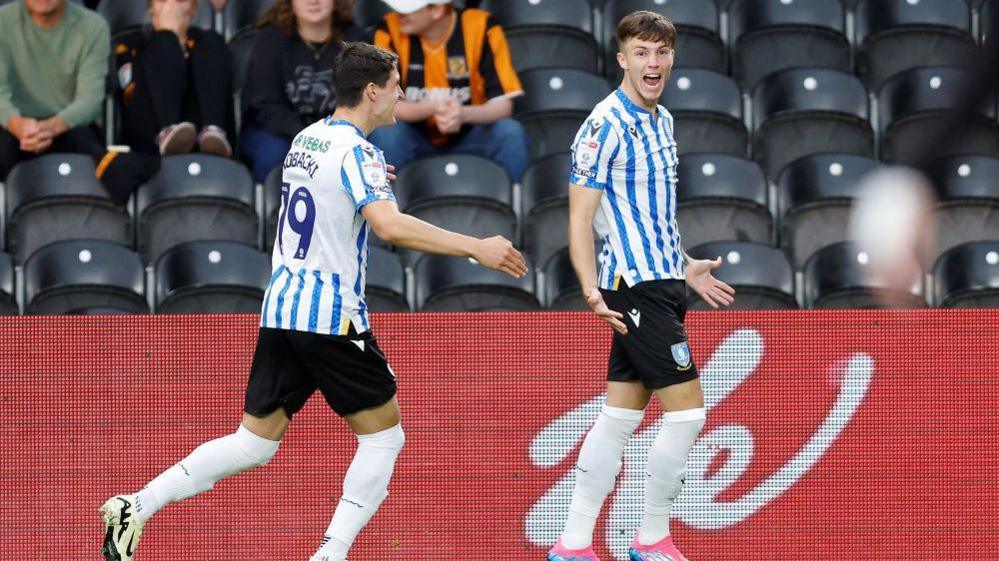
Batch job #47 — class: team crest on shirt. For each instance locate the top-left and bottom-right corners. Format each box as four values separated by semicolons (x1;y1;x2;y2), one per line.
447;56;469;79
671;341;692;370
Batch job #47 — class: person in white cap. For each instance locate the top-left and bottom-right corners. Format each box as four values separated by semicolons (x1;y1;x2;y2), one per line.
369;0;530;182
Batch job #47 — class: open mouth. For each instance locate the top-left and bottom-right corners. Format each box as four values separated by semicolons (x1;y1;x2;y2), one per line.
643;73;662;88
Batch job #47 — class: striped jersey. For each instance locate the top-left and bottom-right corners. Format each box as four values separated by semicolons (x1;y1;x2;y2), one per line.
260;118;395;336
569;88;685;290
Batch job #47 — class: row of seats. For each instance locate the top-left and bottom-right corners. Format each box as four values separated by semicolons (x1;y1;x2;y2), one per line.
513;65;999;171
4;150;998;272
2;237;997;315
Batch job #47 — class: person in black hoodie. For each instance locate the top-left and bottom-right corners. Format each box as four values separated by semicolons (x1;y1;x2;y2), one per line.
114;0;234;157
240;0;361;183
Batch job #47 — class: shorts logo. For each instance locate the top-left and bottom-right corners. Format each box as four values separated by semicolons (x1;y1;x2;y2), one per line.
671;341;691;370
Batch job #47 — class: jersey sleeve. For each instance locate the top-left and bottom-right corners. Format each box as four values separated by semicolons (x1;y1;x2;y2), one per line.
340;144;396;211
569;116;620;190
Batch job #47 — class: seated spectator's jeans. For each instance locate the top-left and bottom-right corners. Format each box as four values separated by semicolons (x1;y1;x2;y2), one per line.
240;126;291;184
369;118;529;182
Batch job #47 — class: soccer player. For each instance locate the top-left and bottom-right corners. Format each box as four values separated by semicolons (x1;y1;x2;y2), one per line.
100;42;527;561
547;11;735;561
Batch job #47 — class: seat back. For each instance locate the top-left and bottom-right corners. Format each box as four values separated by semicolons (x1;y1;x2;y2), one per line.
5;154;131;263
155;240;270;314
803;241;923;309
23;240;147;315
415;254;538;311
932;241;999;307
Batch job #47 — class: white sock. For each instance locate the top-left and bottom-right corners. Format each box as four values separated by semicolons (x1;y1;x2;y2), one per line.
133;424;280;522
316;424;405;559
561;405;644;550
637;407;706;546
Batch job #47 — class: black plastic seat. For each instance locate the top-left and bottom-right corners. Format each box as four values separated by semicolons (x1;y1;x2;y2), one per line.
98;0;214;34
23;240;148;315
545;246;586;310
603;0;724;78
686;241;796;310
229;27;259;135
4;154;131;264
222;0;274;39
393;155;515;261
932;241;999;307
661;68;747;157
515;69;612;162
353;0;391;30
729;0;849;91
752;68;873;179
481;0;597;73
676;154;771;248
366;246;409;312
154;240;270;314
414;254;538;311
523;153;571;270
0;252;16;315
777;153;878;268
803;241;924;309
857;0;975;91
879;67;999;163
137;155;258;264
928;155;999;260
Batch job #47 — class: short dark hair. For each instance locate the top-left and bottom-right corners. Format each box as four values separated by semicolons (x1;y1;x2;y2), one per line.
616;11;677;49
333;42;399;108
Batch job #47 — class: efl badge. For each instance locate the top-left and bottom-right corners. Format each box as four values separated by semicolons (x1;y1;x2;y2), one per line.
671;341;692;370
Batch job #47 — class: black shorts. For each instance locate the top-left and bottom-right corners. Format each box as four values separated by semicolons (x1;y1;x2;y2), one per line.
600;279;699;390
244;327;397;418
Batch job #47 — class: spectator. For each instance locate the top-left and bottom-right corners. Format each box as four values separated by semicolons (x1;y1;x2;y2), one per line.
240;0;361;183
114;0;234;157
369;0;529;182
0;0;156;204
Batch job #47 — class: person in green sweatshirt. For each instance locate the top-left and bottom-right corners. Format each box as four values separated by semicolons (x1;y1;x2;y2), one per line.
0;0;157;204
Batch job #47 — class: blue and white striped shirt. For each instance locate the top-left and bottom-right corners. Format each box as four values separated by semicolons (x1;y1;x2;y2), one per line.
260;118;395;335
569;88;685;290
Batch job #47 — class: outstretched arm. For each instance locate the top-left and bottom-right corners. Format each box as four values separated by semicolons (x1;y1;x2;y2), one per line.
362;200;527;279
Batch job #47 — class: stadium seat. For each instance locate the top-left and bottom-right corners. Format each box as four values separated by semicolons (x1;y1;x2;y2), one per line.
752;68;873;179
353;0;391;30
23;240;148;315
686;241;796;310
4;154;131;264
544;246;586;311
879;67;999;164
414;254;539;311
154;240;269;314
803;241;924;309
932;241;999;307
603;0;725;78
98;0;215;34
0;252;17;315
676;154;772;248
393;155;515;261
660;68;748;157
229;27;259;136
263;163;282;251
928;155;999;260
222;0;272;39
777;153;878;268
729;0;849;91
522;153;571;271
514;68;612;162
480;0;593;34
136;155;258;264
480;0;598;73
856;0;975;91
366;245;410;312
